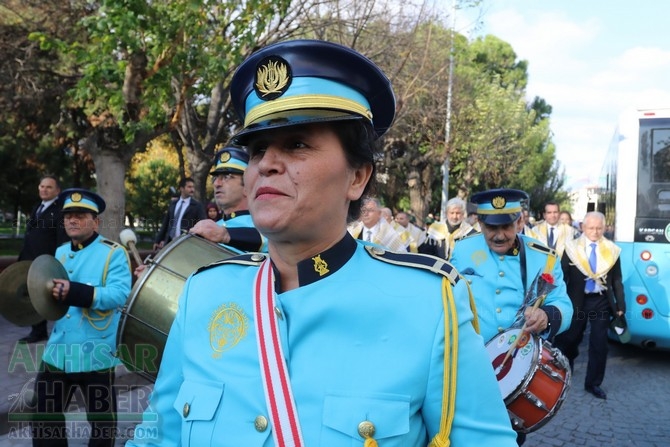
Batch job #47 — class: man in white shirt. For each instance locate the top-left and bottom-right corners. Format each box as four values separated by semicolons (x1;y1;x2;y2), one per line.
348;197;407;251
530;201;575;257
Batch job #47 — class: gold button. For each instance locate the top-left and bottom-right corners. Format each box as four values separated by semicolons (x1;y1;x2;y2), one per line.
183;402;190;418
251;253;265;262
274;306;283;320
358;420;376;438
371;247;385;255
496;308;501;313
495;289;501;294
499;271;504;277
254;415;268;432
467;279;473;284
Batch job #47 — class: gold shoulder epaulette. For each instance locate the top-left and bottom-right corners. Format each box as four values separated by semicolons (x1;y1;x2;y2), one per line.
526;241;557;257
194;252;266;275
363;245;459;285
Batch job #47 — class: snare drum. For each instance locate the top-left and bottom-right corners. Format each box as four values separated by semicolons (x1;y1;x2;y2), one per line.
116;234;237;381
486;328;571;433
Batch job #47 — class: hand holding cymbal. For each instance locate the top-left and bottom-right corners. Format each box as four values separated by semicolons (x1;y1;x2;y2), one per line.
27;255;69;321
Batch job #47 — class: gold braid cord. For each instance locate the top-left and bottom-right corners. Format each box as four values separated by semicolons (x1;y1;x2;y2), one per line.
429;277;459;447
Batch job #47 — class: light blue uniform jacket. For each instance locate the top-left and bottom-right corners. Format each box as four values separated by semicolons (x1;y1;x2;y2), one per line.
450;233;573;343
128;237;517;446
42;235;132;372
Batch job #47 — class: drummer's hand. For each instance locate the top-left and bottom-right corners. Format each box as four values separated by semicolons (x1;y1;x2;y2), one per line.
52;279;70;302
153;241;164;251
134;264;147;278
523;307;549;334
190;220;230;244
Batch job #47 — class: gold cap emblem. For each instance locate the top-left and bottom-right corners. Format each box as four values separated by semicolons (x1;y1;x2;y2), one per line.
71;192;82;202
491;196;506;209
255;56;291;100
220;152;231;163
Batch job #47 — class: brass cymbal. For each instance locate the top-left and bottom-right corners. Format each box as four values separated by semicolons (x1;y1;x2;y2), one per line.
0;260;43;327
27;255;69;321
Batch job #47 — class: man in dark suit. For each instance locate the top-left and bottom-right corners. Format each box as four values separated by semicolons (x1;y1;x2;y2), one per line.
554;211;626;400
18;175;68;343
154;177;206;250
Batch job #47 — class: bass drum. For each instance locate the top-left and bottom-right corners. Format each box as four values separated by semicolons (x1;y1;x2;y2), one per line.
117;233;237;381
486;328;571;433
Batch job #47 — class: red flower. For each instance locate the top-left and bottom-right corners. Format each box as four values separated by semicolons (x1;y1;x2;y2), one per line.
541;273;555;285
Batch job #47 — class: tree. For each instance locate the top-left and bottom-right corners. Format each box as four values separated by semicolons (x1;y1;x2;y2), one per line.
29;0;294;239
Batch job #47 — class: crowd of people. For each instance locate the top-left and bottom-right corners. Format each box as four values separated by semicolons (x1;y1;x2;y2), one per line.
6;39;628;447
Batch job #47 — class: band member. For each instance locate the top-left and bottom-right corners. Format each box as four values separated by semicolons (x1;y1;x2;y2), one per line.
31;188;132;447
190;146;266;253
450;188;573;445
128;39;517;446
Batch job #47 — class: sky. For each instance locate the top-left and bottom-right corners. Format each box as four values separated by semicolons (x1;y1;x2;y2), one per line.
457;0;670;191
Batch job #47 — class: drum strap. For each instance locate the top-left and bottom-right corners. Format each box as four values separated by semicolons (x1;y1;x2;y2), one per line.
253;259;305;447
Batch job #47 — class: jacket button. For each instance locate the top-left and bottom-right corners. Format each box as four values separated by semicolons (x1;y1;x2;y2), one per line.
182;402;190;418
499;271;505;277
274;306;283;320
358;420;376;438
498;327;504;333
69;254;74;258
251;253;265;262
254;415;268;432
495;289;501;294
496;307;501;313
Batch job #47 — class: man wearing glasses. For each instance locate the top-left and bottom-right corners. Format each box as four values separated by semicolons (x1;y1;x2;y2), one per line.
349;197;407;251
190;146;266;253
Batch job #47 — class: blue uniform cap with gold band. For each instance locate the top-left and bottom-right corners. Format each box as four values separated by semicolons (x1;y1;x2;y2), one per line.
470;188;529;225
210;147;249;176
59;188;106;215
230;39;396;145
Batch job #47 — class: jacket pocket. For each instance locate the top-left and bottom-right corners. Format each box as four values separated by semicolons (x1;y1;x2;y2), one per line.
322;394;411;445
174;380;224;446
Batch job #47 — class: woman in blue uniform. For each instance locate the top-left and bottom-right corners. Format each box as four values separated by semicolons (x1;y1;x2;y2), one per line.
128;39;517;447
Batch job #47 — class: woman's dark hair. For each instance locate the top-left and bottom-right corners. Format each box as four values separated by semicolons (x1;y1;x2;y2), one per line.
329;120;379;222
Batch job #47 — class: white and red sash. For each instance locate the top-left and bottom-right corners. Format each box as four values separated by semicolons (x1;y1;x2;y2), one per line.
253;259;305;447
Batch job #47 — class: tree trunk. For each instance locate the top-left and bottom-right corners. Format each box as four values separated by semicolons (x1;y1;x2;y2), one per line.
80;131;134;242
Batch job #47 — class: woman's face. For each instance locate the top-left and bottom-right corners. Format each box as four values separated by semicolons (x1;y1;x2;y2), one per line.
207;207;219;219
244;123;371;245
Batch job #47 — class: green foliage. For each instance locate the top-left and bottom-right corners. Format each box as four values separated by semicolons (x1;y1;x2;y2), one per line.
126;157;180;233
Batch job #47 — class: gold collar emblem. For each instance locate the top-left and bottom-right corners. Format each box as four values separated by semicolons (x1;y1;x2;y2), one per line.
312;254;330;276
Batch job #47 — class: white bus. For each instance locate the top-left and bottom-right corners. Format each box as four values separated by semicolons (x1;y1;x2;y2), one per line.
595;107;670;349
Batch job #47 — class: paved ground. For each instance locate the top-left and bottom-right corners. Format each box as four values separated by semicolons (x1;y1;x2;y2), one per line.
0;318;152;446
1;314;669;446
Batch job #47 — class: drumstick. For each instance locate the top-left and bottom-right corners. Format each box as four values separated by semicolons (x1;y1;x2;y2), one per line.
501;297;545;367
119;229;144;266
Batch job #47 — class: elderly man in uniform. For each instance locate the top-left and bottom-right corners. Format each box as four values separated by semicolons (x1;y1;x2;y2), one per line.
31;188;131;447
420;197;476;259
128;39;517;446
553;211;625;400
190;146;266;253
450;188;573;445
